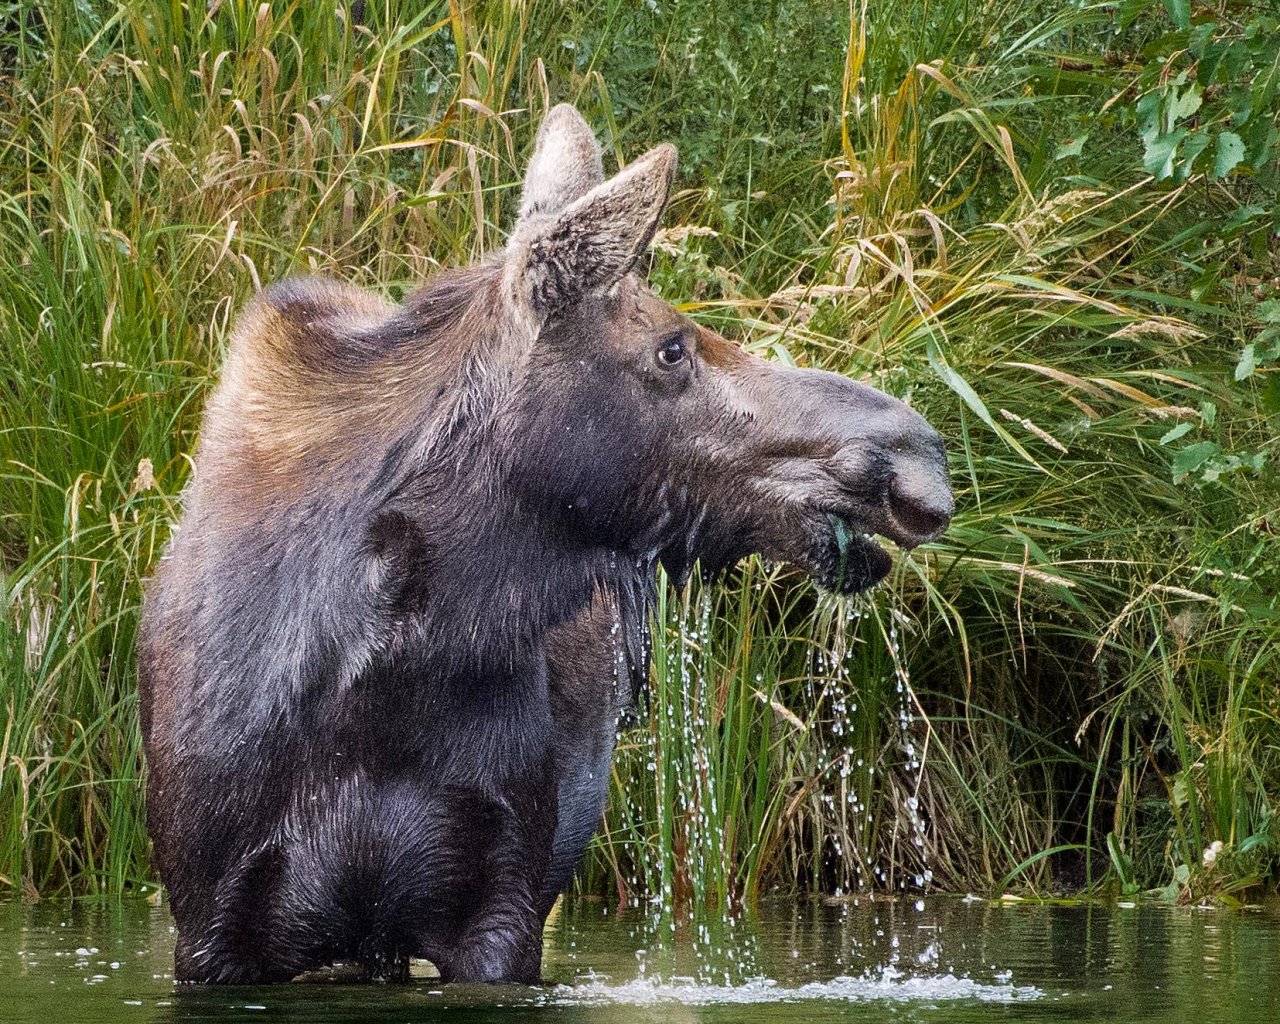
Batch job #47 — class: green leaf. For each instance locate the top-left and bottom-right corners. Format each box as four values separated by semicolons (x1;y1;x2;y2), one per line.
1246;122;1277;167
1235;343;1257;381
1172;441;1222;482
1189;22;1218;62
1170;83;1202;121
1177;129;1211;178
1055;134;1087;160
1136;90;1163;145
1226;88;1254;128
1201;453;1261;484
1262;375;1280;414
1106;833;1135;886
1240;832;1276;855
1256;299;1280;324
1213;131;1246;178
1160;422;1194;444
1143;127;1187;180
1222;204;1267;234
1163;0;1190;30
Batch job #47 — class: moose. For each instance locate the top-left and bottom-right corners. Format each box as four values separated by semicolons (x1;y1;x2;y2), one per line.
138;104;952;985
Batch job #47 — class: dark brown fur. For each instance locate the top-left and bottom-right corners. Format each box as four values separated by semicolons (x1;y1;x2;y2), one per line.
138;105;952;984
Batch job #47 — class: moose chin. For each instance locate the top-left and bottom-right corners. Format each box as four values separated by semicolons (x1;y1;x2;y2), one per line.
137;104;952;984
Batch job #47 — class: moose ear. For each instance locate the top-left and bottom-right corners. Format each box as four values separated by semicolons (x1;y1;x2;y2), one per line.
518;104;604;221
516;142;677;315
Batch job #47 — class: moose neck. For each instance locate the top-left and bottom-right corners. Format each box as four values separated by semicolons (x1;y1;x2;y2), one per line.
387;440;652;685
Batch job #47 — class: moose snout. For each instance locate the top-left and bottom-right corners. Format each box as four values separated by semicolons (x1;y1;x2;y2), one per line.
754;363;954;549
885;457;953;547
832;385;953;548
874;409;952;548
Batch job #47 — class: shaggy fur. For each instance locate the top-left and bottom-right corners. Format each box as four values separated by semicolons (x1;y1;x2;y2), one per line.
138;104;952;984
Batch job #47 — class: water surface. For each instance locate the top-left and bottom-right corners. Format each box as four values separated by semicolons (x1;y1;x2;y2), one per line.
2;895;1277;1022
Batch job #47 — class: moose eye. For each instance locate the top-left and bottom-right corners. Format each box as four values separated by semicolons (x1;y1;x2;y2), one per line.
656;337;687;368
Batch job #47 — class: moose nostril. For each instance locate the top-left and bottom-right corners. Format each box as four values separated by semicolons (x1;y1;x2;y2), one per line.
887;475;952;544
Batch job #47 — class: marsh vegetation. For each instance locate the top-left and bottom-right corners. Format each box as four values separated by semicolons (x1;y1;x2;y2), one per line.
0;0;1277;908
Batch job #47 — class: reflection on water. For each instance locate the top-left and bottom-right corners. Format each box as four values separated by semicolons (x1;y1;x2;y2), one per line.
1;895;1277;1023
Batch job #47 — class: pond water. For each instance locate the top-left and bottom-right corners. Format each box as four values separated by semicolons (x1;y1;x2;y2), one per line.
1;895;1277;1023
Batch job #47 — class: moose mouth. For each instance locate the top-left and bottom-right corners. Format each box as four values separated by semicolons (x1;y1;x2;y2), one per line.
811;512;896;594
808;487;952;594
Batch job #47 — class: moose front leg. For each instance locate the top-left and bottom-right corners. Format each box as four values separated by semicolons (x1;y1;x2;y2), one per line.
448;900;545;984
438;767;557;984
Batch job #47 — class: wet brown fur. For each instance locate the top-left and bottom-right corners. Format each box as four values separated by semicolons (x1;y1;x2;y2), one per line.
138;105;952;986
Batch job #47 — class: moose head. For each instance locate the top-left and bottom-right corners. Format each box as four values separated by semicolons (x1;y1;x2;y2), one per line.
496;105;952;595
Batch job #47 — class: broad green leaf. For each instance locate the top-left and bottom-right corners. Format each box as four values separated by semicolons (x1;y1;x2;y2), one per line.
1143;127;1186;180
1154;884;1179;903
1256;299;1280;324
1235;343;1256;381
1054;134;1087;160
1202;453;1262;484
1222;204;1267;233
1136;90;1162;144
1172;441;1221;482
1213;131;1246;178
1226;88;1254;127
1170;83;1202;120
1162;0;1190;30
1160;422;1194;444
1245;121;1277;167
1190;23;1219;62
1177;129;1211;178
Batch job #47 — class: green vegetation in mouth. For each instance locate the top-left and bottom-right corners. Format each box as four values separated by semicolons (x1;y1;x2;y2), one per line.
827;512;853;591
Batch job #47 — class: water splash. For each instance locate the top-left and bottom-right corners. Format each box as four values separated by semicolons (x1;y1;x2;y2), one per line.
544;966;1042;1007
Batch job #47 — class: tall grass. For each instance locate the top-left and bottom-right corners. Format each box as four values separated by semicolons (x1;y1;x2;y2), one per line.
1;0;1275;903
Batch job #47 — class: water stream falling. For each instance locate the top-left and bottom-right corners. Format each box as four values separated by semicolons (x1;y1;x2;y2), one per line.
885;604;934;891
604;568;946;990
803;591;936;897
